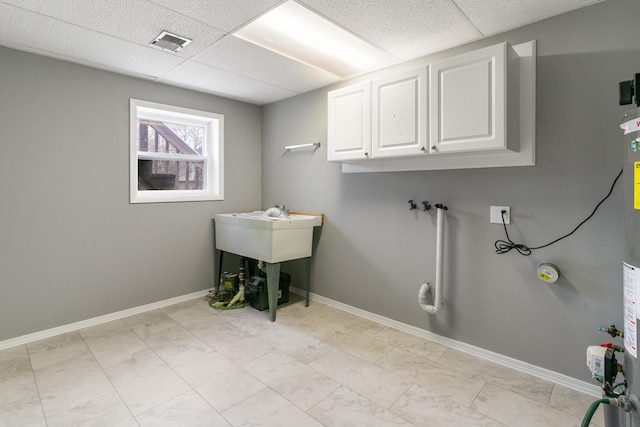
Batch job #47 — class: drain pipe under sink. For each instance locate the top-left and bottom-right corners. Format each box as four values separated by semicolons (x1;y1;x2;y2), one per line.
418;204;447;314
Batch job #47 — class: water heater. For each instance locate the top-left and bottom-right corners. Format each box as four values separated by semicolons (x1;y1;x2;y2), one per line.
620;98;640;426
596;74;640;427
584;75;640;427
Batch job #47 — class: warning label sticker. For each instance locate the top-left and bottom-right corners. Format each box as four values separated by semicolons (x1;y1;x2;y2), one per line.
624;262;639;357
621;118;640;135
635;162;640;210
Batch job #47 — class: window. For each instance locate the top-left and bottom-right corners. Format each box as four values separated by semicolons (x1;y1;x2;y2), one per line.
130;99;224;203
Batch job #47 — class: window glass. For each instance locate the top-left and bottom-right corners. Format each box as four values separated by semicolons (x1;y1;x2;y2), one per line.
130;99;224;203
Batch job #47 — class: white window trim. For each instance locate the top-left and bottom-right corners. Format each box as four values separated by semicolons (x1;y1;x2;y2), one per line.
129;99;224;203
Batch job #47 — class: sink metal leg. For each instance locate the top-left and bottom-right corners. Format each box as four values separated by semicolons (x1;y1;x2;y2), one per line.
216;250;224;296
304;257;311;307
266;262;281;321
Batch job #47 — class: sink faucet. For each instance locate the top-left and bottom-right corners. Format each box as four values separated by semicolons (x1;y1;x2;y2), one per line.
274;204;289;215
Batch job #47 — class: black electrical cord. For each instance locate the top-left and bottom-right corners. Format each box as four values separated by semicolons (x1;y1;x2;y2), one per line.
611;381;627;397
494;169;623;255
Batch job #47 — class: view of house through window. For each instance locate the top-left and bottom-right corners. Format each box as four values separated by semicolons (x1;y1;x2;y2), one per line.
137;120;206;190
130;99;224;203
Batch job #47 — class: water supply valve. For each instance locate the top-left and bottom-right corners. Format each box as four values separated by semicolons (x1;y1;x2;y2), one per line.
601;342;625;353
408;200;417;210
599;324;624;338
421;201;431;211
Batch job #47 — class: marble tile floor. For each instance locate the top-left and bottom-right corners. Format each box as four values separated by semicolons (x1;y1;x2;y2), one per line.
0;294;605;426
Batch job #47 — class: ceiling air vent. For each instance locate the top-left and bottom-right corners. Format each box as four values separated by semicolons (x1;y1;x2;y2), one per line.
149;31;192;53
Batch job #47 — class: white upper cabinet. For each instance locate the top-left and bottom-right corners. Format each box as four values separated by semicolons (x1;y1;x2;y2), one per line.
429;42;518;154
327;40;535;172
327;82;371;162
372;68;427;158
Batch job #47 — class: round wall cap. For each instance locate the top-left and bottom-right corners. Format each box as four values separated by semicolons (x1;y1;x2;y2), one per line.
537;263;560;284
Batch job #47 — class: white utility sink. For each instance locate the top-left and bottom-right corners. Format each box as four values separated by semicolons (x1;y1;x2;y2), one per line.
214;212;322;263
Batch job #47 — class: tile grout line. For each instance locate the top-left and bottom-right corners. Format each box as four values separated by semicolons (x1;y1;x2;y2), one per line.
295;287;601;398
80;310;212;425
79;319;146;426
469;382;506;426
15;295;602;426
31;332;125;423
433;348;559;412
168;346;234;424
230;303;403;424
122;313;209;421
24;344;48;426
76;319;148;426
163;301;273;425
227;299;599;426
304;298;588;424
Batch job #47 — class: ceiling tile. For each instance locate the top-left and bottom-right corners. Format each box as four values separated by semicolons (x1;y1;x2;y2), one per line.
146;0;281;33
0;2;184;78
192;36;339;93
159;60;297;105
300;0;482;61
454;0;606;36
0;0;225;58
0;0;608;105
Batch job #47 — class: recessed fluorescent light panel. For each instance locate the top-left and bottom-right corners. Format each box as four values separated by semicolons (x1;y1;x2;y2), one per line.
233;0;398;78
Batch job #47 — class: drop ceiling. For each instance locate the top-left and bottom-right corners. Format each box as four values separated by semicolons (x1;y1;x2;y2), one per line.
0;0;604;105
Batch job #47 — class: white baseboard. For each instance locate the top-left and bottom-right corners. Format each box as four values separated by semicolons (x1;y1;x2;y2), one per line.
0;289;211;351
290;286;601;398
1;285;601;398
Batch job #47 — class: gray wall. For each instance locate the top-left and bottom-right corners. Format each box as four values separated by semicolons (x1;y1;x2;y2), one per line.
262;0;640;381
0;47;262;341
1;0;638;383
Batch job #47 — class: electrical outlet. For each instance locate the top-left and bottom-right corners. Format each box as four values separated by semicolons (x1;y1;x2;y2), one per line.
490;206;511;224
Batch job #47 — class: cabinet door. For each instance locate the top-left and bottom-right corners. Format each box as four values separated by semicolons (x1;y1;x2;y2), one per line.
430;43;508;154
372;68;427;158
327;82;371;162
